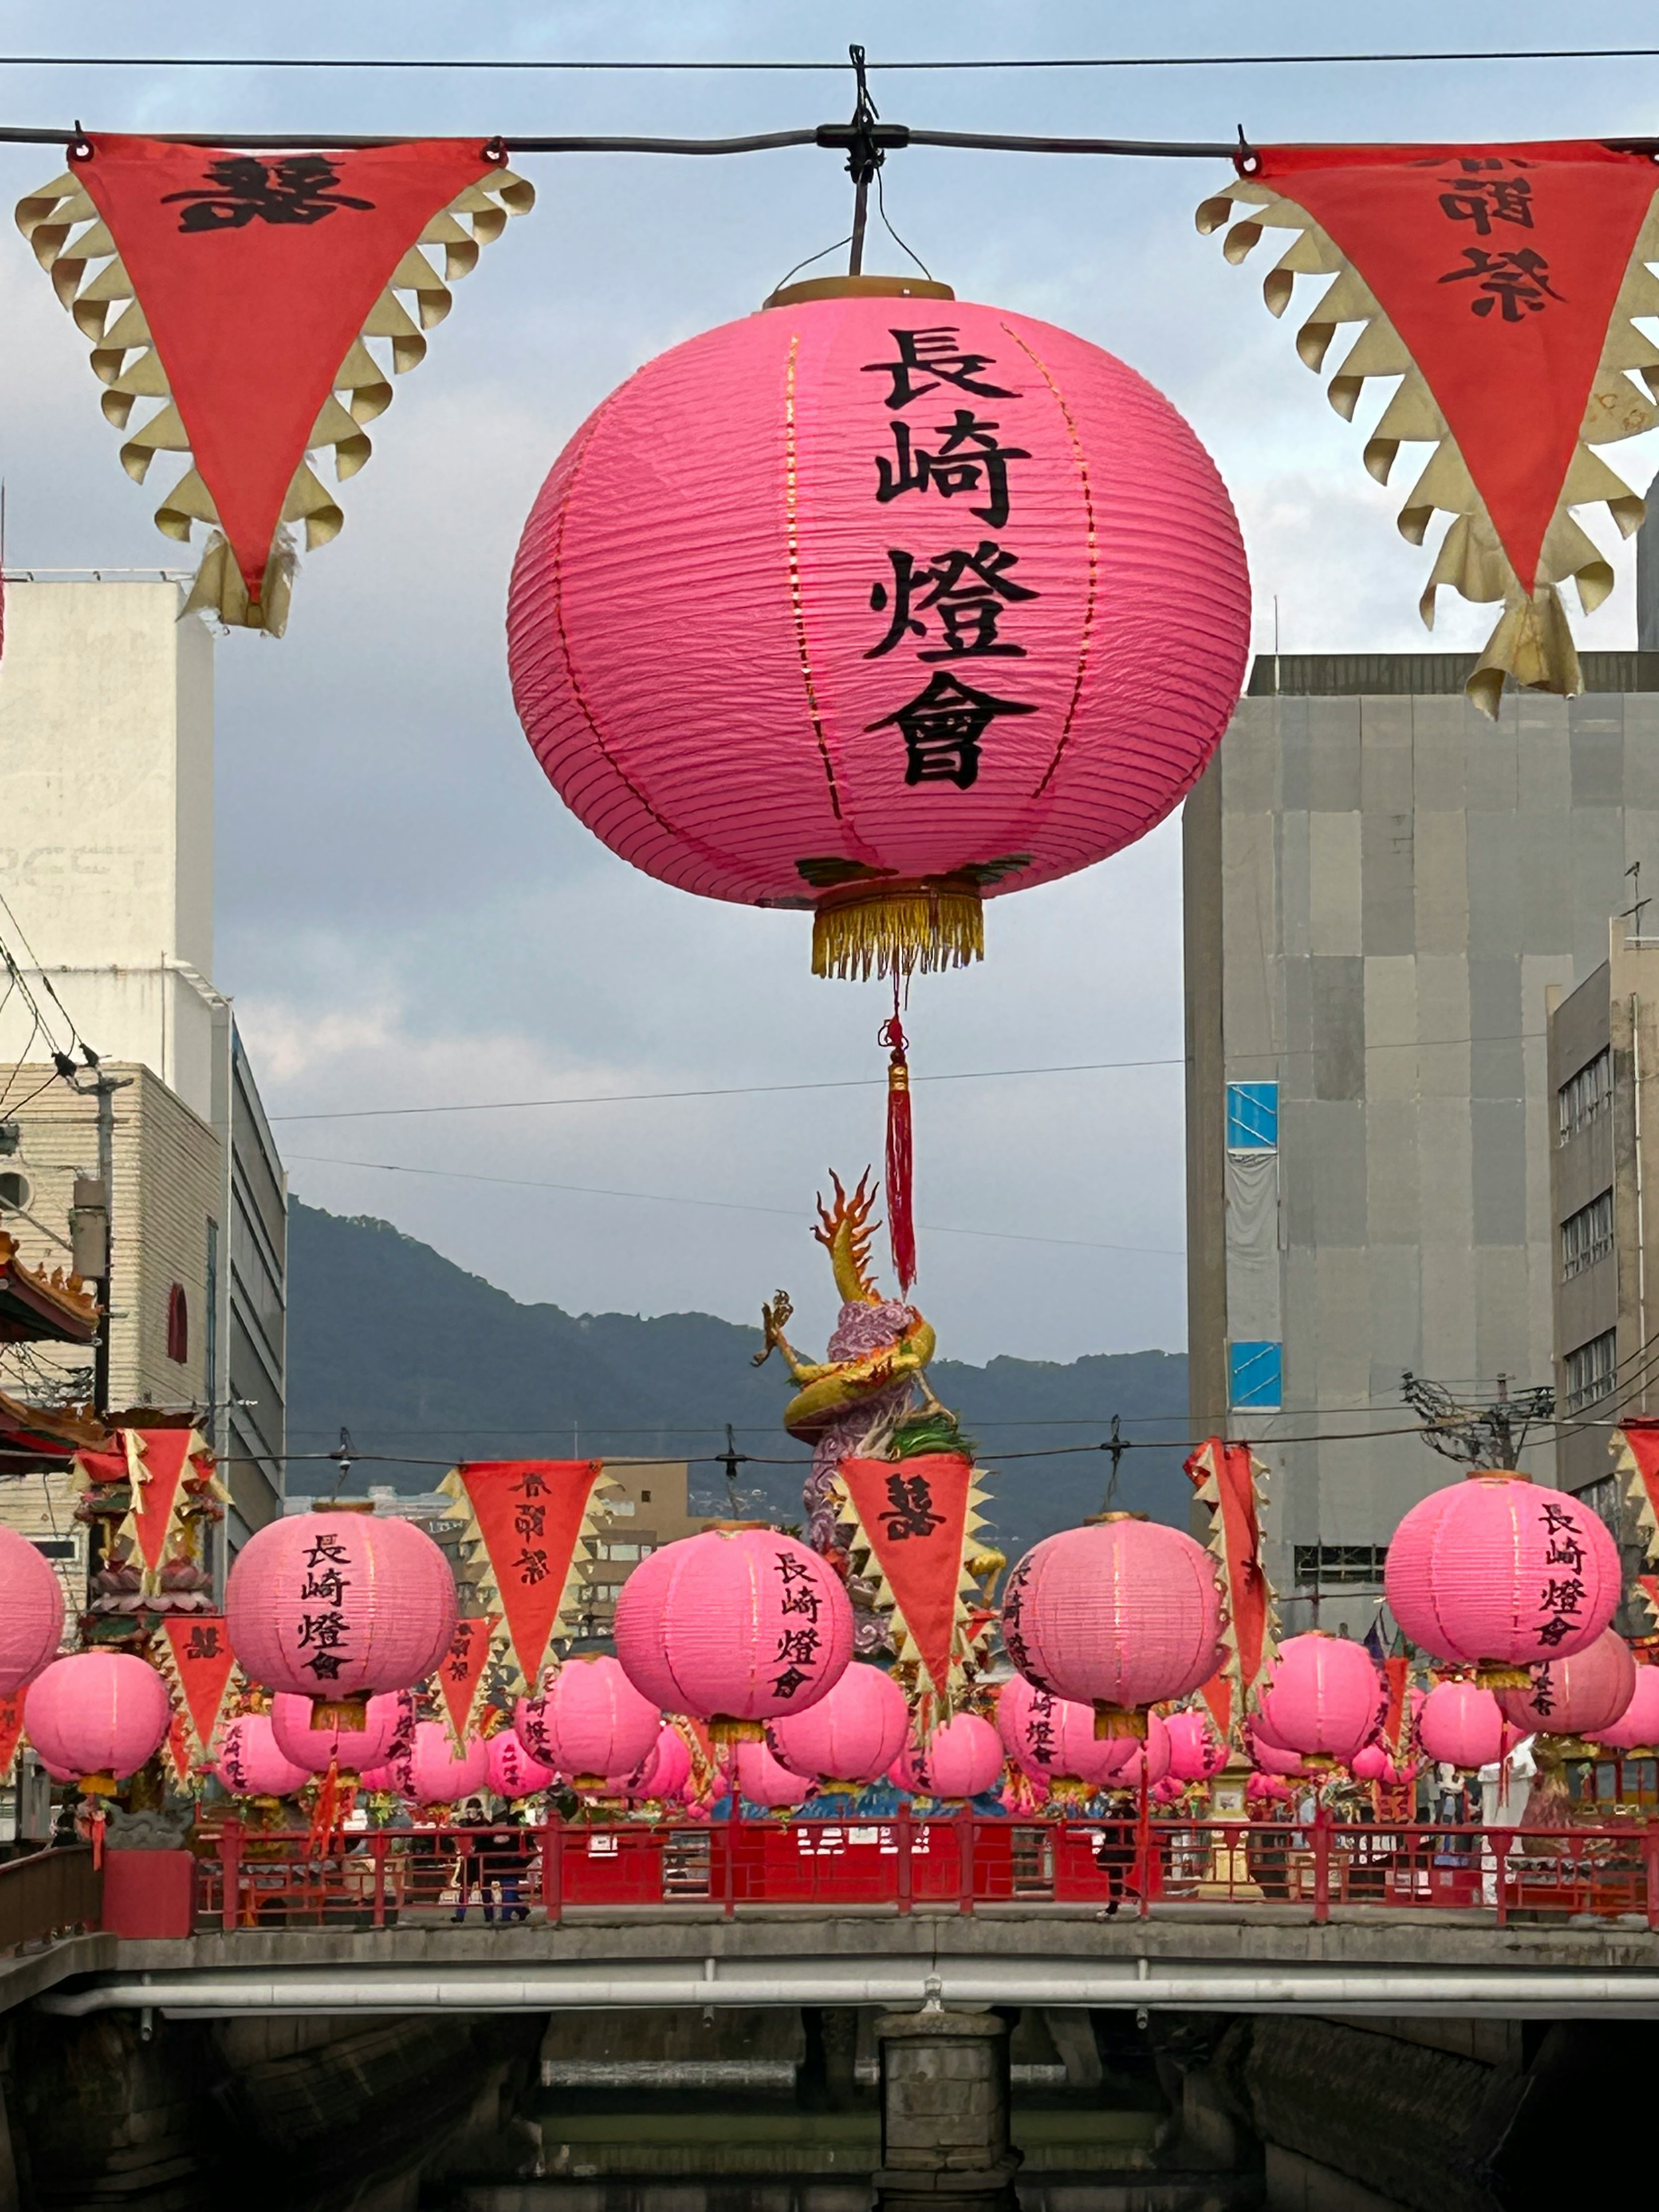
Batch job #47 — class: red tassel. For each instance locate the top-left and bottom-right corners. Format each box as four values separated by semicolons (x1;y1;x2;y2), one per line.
880;1005;917;1296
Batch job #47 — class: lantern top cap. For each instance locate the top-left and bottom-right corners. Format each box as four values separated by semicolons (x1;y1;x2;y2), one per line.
1083;1510;1150;1525
1463;1468;1529;1483
761;274;957;310
703;1519;776;1535
308;1499;377;1514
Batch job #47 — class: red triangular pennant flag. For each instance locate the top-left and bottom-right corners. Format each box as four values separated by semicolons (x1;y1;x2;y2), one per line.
442;1462;605;1690
838;1454;973;1704
18;137;532;630
155;1614;239;1764
433;1615;499;1751
0;1694;24;1781
126;1429;197;1575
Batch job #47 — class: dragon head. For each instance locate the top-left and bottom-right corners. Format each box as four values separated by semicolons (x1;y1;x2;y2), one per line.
814;1170;884;1306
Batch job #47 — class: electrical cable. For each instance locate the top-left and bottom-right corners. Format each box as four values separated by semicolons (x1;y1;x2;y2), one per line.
1;47;1658;72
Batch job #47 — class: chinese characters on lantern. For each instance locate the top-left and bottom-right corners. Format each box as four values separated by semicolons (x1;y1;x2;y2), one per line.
297;1526;353;1683
1431;156;1565;321
1536;1499;1589;1648
861;326;1039;789
773;1549;825;1698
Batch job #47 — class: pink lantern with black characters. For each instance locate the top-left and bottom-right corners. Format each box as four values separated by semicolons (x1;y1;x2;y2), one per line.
995;1674;1119;1792
769;1661;909;1786
1165;1709;1228;1784
226;1506;457;1727
1256;1634;1382;1769
24;1650;170;1792
731;1737;814;1811
216;1713;310;1799
0;1524;64;1693
891;1711;1004;1802
1589;1662;1659;1754
614;1528;853;1744
1001;1517;1222;1737
1497;1628;1637;1739
487;1729;556;1801
1383;1472;1619;1686
516;1655;660;1789
398;1719;490;1807
270;1689;402;1776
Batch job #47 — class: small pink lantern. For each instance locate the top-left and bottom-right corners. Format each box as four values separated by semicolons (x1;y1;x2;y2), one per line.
1351;1742;1420;1787
1257;1635;1382;1768
1100;1710;1173;1791
270;1690;401;1776
487;1729;556;1800
1591;1663;1659;1753
1152;1775;1186;1806
1243;1718;1310;1779
516;1655;659;1788
1497;1628;1637;1738
226;1506;457;1727
24;1650;170;1792
0;1524;64;1694
769;1662;909;1786
731;1738;814;1810
1384;1473;1620;1686
644;1723;694;1804
1165;1709;1228;1783
400;1719;490;1807
1417;1680;1507;1770
1246;1771;1294;1806
613;1528;853;1743
995;1675;1119;1791
216;1712;311;1799
1001;1518;1222;1736
892;1712;1004;1803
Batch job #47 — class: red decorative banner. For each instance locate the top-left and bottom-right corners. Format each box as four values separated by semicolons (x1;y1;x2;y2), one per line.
433;1615;499;1751
836;1452;978;1715
439;1461;607;1691
0;1694;23;1782
1185;1438;1278;1746
154;1614;240;1766
17;137;532;630
126;1429;207;1575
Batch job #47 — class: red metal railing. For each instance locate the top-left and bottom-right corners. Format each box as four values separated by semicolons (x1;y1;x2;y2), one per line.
191;1814;1659;1931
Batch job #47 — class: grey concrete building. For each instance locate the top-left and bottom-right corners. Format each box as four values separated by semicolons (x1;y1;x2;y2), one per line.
1185;652;1659;1627
1545;918;1659;1503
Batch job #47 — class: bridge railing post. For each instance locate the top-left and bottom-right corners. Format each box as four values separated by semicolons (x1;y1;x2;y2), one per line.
896;1804;912;1916
1645;1825;1659;1933
722;1806;737;1921
219;1820;241;1933
371;1828;387;1930
1312;1802;1331;1925
543;1818;563;1925
956;1806;974;1915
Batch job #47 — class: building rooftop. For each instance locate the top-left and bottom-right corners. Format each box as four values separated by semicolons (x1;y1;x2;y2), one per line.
1246;652;1659;697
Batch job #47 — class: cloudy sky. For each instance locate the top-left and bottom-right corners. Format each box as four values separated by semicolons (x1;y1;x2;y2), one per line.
1;2;1656;1367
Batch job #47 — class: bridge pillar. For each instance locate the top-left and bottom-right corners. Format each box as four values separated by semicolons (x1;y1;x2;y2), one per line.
872;2003;1019;2212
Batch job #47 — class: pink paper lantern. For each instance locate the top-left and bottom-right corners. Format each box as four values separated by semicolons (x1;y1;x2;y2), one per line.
1417;1680;1508;1770
769;1661;910;1785
507;292;1249;982
892;1712;1004;1802
1243;1717;1310;1778
398;1719;490;1807
1497;1628;1637;1738
516;1655;660;1787
270;1690;401;1776
613;1529;853;1739
226;1507;457;1720
216;1712;311;1799
995;1674;1119;1788
643;1723;693;1804
1383;1473;1619;1681
24;1650;170;1790
0;1524;64;1694
1257;1635;1382;1766
1165;1709;1228;1783
487;1729;556;1800
1152;1776;1185;1806
1591;1663;1659;1753
1246;1772;1294;1805
731;1738;814;1810
1001;1519;1223;1735
1351;1742;1421;1786
1100;1711;1173;1791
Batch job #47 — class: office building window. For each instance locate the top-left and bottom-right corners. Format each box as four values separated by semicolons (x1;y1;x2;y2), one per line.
1573;1473;1624;1544
1565;1328;1618;1414
1228;1340;1283;1411
1558;1048;1613;1144
166;1283;189;1365
1226;1081;1279;1151
1293;1545;1388;1589
1561;1189;1615;1281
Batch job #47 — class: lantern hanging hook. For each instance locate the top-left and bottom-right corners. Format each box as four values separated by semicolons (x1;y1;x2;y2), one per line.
845;43;885;276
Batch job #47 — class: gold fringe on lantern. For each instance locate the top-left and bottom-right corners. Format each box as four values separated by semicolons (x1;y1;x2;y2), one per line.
811;877;985;983
1092;1704;1148;1742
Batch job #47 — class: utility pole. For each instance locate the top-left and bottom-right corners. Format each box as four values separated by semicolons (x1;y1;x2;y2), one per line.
60;1053;132;1417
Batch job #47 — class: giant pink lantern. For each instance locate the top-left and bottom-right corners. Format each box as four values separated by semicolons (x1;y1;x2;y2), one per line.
516;1655;659;1788
1497;1628;1637;1739
614;1529;852;1742
216;1712;310;1799
1384;1473;1619;1684
226;1506;457;1726
507;288;1249;986
1166;1710;1229;1784
398;1719;490;1807
1417;1680;1510;1771
1002;1518;1223;1737
270;1690;401;1776
23;1651;169;1791
769;1661;909;1786
1590;1664;1659;1754
1256;1635;1382;1768
995;1675;1119;1792
487;1729;556;1801
731;1738;814;1811
892;1712;1003;1802
0;1525;64;1693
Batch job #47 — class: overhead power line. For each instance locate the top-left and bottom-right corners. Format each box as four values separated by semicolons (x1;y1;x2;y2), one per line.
1;47;1657;71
